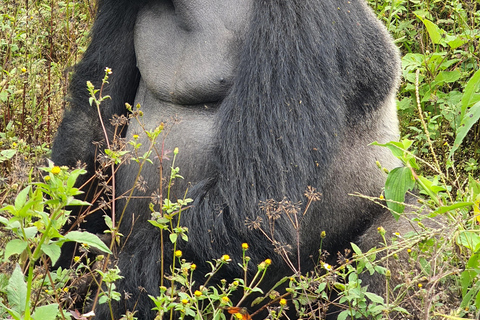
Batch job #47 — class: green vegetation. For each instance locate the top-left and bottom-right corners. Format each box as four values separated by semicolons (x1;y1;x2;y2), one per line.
1;0;479;319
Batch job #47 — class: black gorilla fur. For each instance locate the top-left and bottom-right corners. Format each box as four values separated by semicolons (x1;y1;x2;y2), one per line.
52;0;401;318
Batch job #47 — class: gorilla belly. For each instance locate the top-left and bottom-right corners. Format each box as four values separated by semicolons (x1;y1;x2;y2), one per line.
117;0;252;202
134;0;252;104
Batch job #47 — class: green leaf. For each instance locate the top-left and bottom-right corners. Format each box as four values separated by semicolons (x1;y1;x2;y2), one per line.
365;291;384;304
462;69;480;115
385;167;415;219
433;202;474;215
5;239;28;260
63;231;112;254
42;243;61;265
450;101;480;158
14;185;31;211
433;69;461;85
337;310;350;320
32;303;59;320
0;149;16;162
457;231;480;252
169;233;178;244
415;14;443;44
24;226;38;239
7;264;27;314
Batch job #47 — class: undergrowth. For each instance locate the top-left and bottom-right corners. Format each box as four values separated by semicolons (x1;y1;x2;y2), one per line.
0;0;479;319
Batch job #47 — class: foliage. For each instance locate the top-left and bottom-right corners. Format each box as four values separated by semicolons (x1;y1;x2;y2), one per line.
0;0;479;319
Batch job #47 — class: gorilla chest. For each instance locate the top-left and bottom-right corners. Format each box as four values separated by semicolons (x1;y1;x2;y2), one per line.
134;0;252;105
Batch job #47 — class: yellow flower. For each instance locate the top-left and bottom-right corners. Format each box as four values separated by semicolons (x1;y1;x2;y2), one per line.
191;264;197;271
73;256;81;263
51;166;61;175
21;67;27;73
44;176;51;182
232;281;239;286
321;231;326;238
221;254;231;262
105;67;112;74
12;142;17;148
234;313;243;320
63;287;69;292
379;194;384;200
133;134;139;140
418;283;423;288
279;298;287;306
175;250;182;258
181;299;189;304
323;263;332;271
264;259;272;266
194;290;202;297
174;147;179;155
241;243;249;250
377;226;386;235
221;296;230;304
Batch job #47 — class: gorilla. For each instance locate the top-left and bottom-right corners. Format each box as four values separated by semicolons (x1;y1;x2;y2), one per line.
52;0;402;318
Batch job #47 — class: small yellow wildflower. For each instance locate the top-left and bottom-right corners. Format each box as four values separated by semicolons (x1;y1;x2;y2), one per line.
175;250;182;258
377;226;386;235
264;258;272;266
279;298;287;306
133;134;139;140
12;142;17;148
21;67;27;73
407;248;412;253
174;147;179;155
44;176;51;182
63;287;69;292
234;313;243;320
160;286;167;292
51;166;61;175
181;299;189;305
221;254;231;262
191;263;197;271
73;256;81;263
221;296;230;304
379;194;384;200
394;232;400;236
241;243;249;250
418;283;423;288
321;231;326;238
194;290;202;297
232;281;239;286
323;263;332;271
105;67;112;74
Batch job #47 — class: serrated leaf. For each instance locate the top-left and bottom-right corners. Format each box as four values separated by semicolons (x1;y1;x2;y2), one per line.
24;226;38;239
63;231;112;254
7;264;27;314
32;303;58;320
433;69;461;85
5;239;28;260
385;167;415;219
365;292;384;304
41;243;61;265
